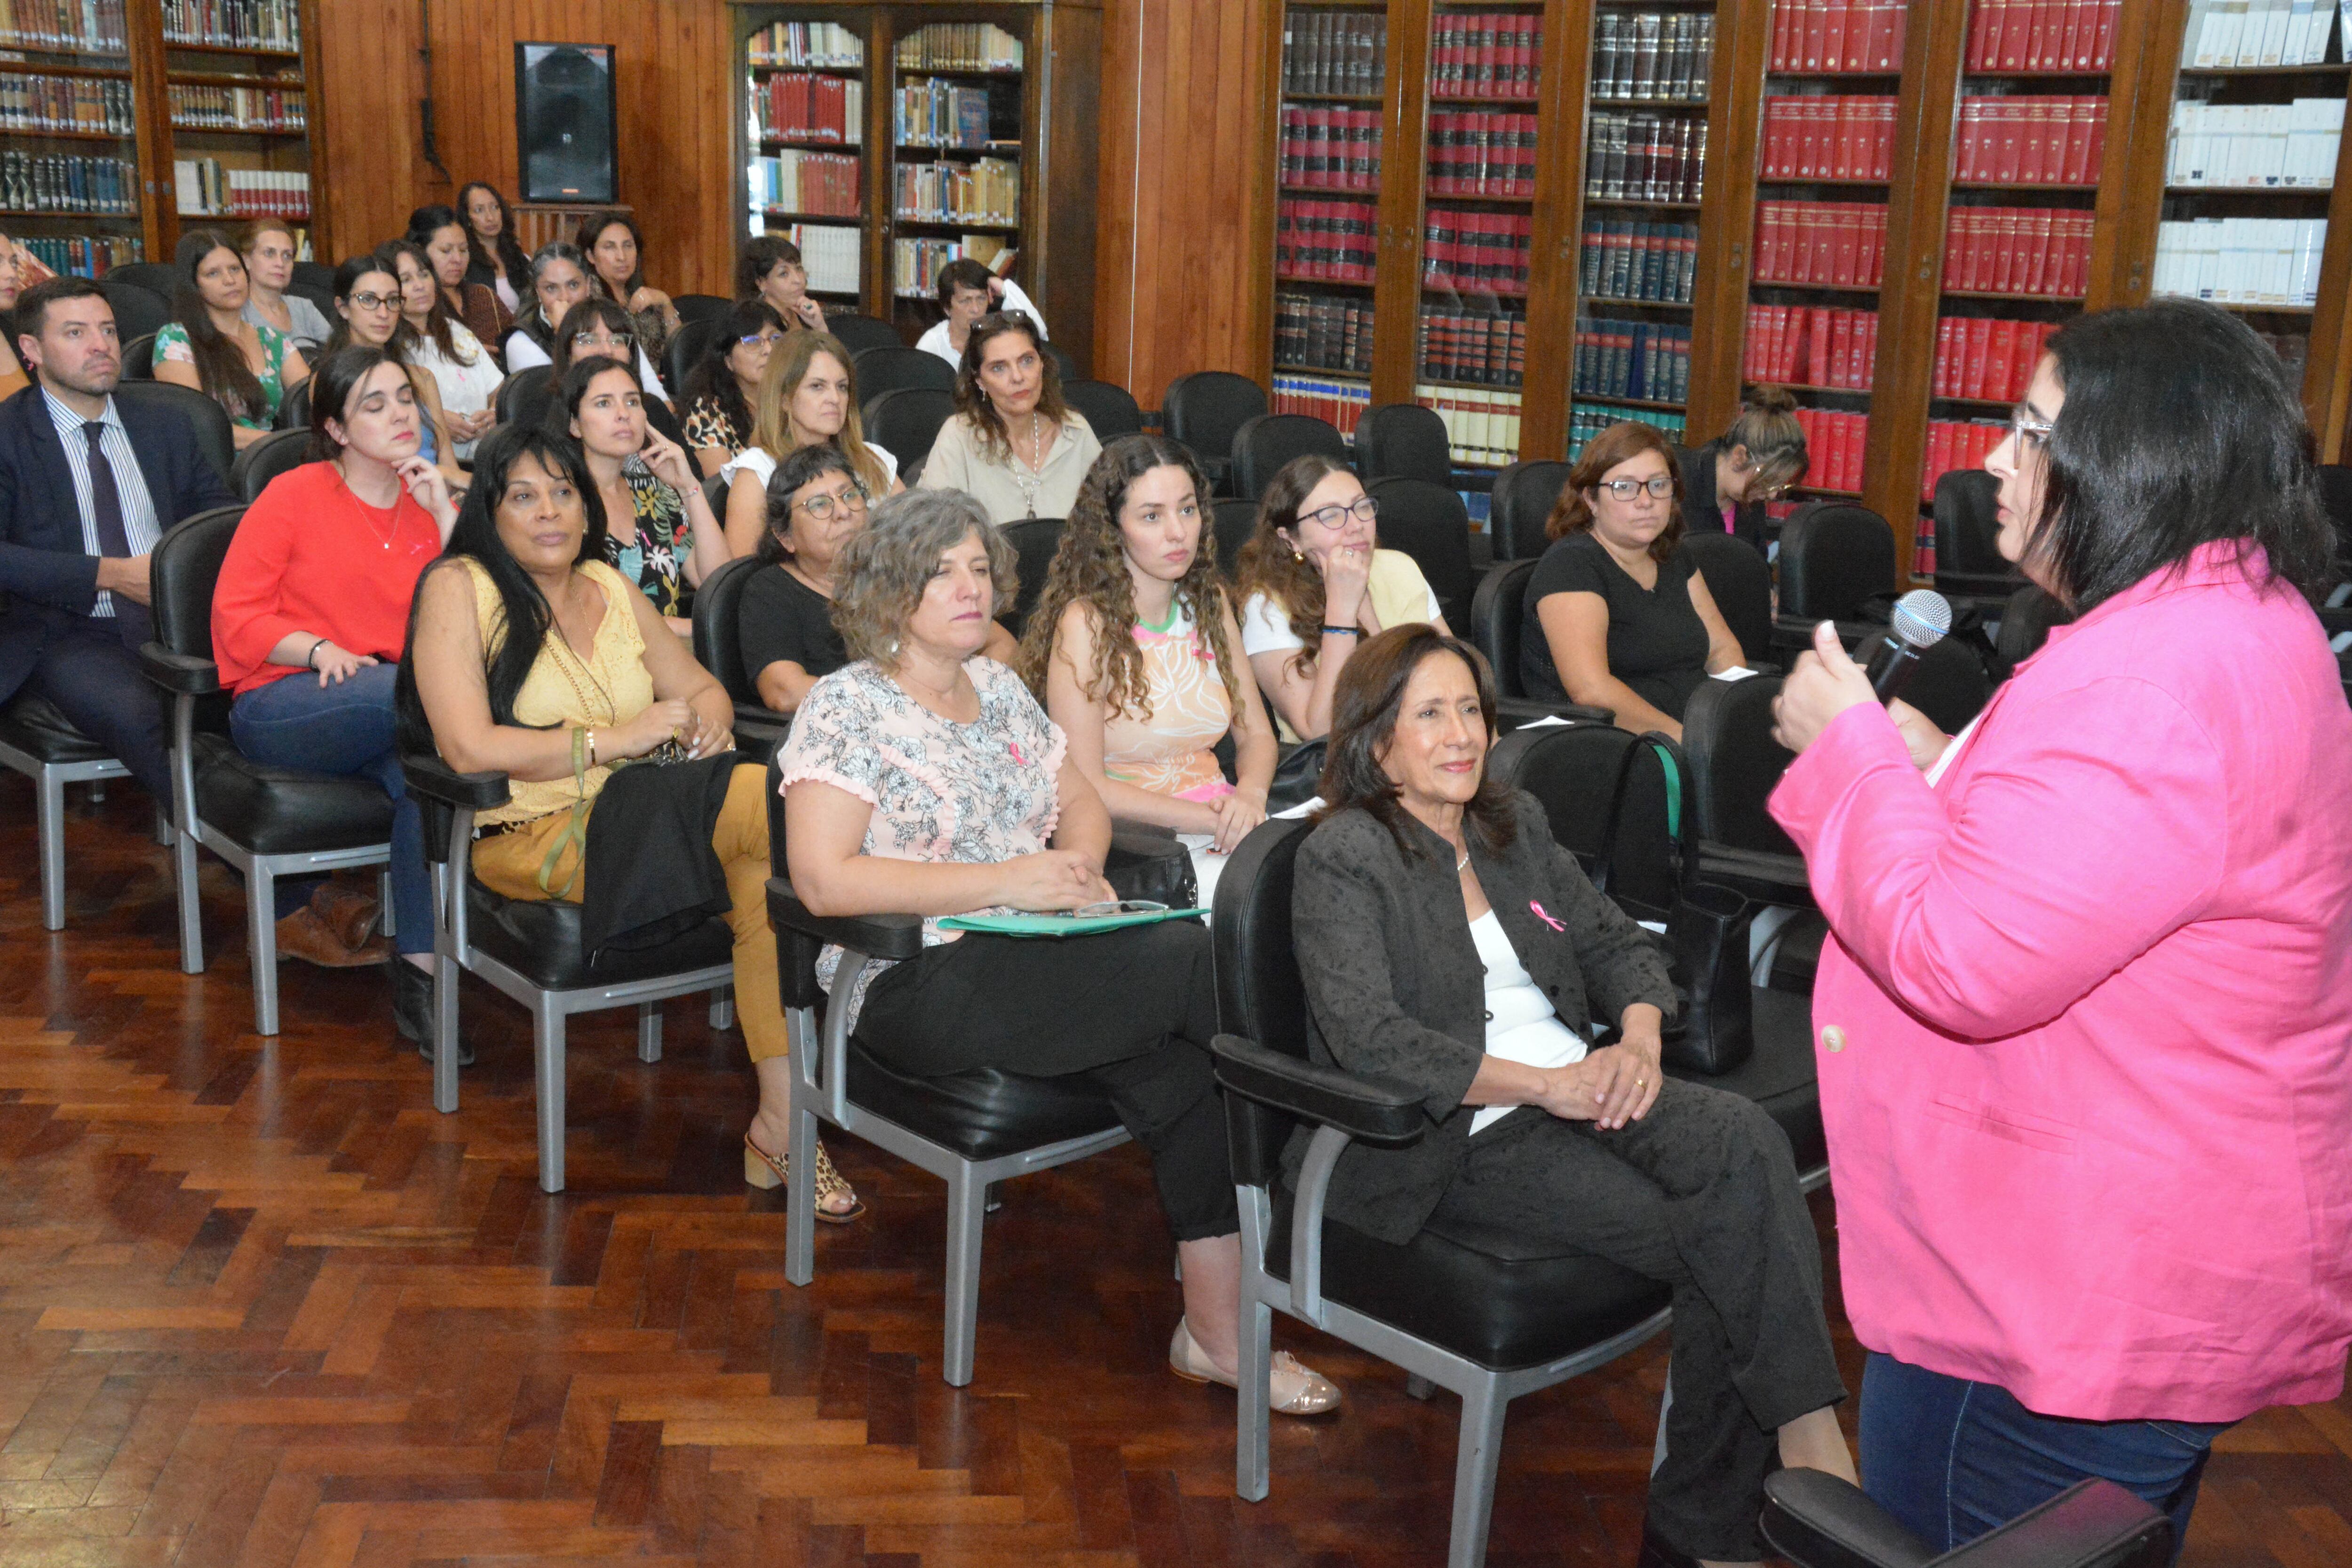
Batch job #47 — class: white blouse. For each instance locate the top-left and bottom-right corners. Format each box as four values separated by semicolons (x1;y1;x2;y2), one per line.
406;320;503;458
1468;907;1589;1133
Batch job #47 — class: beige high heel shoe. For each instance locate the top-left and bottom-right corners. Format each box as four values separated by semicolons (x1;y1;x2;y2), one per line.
1169;1318;1342;1415
744;1133;865;1223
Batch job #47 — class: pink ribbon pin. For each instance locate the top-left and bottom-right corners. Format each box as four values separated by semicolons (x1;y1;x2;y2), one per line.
1009;741;1028;766
1529;900;1565;932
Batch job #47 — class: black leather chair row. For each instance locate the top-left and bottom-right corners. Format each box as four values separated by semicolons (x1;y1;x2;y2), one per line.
0;695;141;931
689;553;793;758
863;385;954;471
230;426;310;502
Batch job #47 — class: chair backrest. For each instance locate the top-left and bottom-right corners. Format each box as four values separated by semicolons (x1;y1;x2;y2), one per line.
1861;631;1991;734
290;259;334;294
1041;339;1078;382
1491;458;1572;560
691;553;768;707
1353;402;1452;486
853;343;955;399
665;315;718;405
1231;411;1350;501
1994;582;2074;669
1932;468;2015;589
230;426;311;503
1212;816;1318;1062
1369;475;1476;629
998;517;1065;637
1777;501;1895;621
826;311;903;354
97;278;170;342
113;380;235;488
1470;557;1539;699
672;292;735;326
1162;370;1267;464
1487;719;1680;920
703;470;732;518
1061;378;1144;441
274;376;310;430
149;504;245;660
2316;463;2352;575
1211;498;1259;581
119;331;158;382
101;260;177;299
497;364;556;428
286;282;334;334
1679;674;1800;856
862;385;955;470
1679;532;1773;664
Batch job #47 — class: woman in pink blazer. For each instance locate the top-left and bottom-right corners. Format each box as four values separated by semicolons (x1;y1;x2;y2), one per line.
1767;299;2352;1558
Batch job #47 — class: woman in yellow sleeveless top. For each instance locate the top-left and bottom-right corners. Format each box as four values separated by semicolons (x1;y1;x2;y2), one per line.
397;425;862;1220
1017;436;1277;910
1234;453;1450;743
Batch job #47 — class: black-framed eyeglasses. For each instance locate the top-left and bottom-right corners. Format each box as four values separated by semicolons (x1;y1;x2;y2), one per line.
1300;496;1380;530
345;291;397;311
1599;474;1676;501
574;331;635;349
795;486;870;522
2009;405;2054;451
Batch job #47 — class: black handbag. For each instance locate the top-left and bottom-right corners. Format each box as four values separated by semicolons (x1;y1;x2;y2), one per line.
1104;829;1199;907
1265;738;1328;814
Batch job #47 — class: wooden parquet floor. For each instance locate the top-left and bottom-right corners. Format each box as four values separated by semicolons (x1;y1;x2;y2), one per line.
0;774;2347;1568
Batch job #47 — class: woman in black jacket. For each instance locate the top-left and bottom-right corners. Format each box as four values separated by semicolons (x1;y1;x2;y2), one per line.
1293;624;1851;1568
1675;385;1808;553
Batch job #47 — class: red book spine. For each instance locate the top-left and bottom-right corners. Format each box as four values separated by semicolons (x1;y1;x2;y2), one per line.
2078;97;2106;185
2059;0;2088;70
1958;99;1986;182
1830;309;1855;385
1967;0;1995;67
1772;0;1793;70
1802;0;1828;70
2095;0;2120;68
1933;316;1956;395
1822;0;1851;70
1987;318;2020;398
1960;316;1989;398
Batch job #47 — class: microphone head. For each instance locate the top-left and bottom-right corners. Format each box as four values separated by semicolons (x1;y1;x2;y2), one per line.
1889;589;1952;652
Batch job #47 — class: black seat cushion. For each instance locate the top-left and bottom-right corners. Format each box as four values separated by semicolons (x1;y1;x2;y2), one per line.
1269;1191;1672;1370
838;1043;1127;1161
0;695;116;764
465;876;733;989
1666;985;1825;1176
191;732;394;854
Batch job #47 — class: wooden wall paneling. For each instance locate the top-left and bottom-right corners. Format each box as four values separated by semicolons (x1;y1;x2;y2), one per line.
1685;0;1771;438
1035;0;1104;377
1370;0;1434;408
1520;0;1591;462
2299;86;2352;459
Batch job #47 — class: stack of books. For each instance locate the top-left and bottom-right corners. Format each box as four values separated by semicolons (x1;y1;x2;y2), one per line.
1417;308;1525;387
895;24;1022;71
2180;0;2343;68
1762;96;1899;181
1279;106;1381;191
1922;420;2009;501
1429;13;1542;100
1966;0;2123;70
2165;99;2343;189
1426;111;1532;196
1579;217;1699;302
1277;292;1375;374
1273;373;1371;437
1574;318;1692;404
1421;211;1532;295
1585;112;1708;201
1941;208;2094;296
1932;316;2059;402
1768;0;1909;72
1954;97;2109;185
1283;11;1385;94
1743;304;1879;388
1753;201;1890;287
1591;13;1715;102
1789;407;1868;492
755;72;860;144
1416;385;1524;466
1571;404;1685;458
751;151;860;218
748;21;862;69
1276;198;1377;282
2152;216;2327;305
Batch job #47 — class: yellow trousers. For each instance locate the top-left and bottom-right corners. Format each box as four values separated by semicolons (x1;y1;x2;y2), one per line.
469;763;786;1063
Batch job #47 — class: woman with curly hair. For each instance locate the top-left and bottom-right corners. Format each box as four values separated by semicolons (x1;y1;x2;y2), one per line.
1017;435;1276;904
918;310;1100;526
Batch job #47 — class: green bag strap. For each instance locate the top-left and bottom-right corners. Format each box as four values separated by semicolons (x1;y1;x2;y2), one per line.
535;726;595;899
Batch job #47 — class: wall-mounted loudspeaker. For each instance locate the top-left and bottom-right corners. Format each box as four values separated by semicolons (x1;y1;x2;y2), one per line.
515;42;618;204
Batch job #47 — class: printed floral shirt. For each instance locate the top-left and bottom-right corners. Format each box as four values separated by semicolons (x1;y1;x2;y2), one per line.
605;455;689;618
777;656;1067;1028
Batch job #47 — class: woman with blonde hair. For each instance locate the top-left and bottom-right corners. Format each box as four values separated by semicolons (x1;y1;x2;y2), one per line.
720;330;901;557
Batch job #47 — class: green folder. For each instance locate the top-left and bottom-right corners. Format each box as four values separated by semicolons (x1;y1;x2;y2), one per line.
938;906;1207;938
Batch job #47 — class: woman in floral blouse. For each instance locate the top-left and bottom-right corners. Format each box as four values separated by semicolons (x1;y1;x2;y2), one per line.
552;355;727;637
778;487;1342;1416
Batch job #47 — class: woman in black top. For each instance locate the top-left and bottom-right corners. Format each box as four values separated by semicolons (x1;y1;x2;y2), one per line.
740;444;865;713
1521;419;1746;740
1674;385;1808;553
456;180;532;311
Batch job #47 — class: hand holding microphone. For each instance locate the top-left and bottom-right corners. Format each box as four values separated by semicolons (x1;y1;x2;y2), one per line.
1772;590;1952;756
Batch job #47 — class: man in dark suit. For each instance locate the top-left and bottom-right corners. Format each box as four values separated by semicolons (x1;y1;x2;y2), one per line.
0;275;234;800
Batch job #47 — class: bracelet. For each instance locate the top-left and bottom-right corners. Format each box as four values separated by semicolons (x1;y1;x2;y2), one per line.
305;637;327;669
1319;624;1360;637
587;727;598;768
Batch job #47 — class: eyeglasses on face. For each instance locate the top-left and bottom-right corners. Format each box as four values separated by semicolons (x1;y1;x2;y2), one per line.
574;331;635;349
737;332;782;349
1300;496;1380;530
1598;474;1676;501
2009;405;2055;450
345;292;397;312
795;486;870;522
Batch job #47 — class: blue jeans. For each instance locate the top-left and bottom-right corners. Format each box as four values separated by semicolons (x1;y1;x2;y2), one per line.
228;663;428;957
1859;1352;2232;1563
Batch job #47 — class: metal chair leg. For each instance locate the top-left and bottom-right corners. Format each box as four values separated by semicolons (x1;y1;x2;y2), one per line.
708;986;733;1032
1237;1294;1274;1501
247;865;278;1036
942;1162;988;1387
1406;1373;1437;1401
783;1091;818;1287
1446;1376;1511;1568
377;869;395;940
534;995;568;1193
637;1000;662;1062
172;818;203;975
35;766;65;931
153;807;173;847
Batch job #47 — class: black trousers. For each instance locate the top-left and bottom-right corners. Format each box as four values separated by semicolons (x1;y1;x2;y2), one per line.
1437;1078;1846;1561
854;921;1240;1242
21;619;169;802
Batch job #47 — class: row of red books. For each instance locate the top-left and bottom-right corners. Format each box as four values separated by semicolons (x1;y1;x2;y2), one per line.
1761;96;1898;182
1768;0;1909;73
1278;107;1382;191
755;72;858;144
1273;374;1371;437
1744;304;1880;389
1275;198;1376;283
1754;201;1890;288
1431;14;1542;99
1955;97;2108;186
1933;315;2059;403
1966;0;2121;73
1923;420;2006;502
1429;112;1538;197
1791;406;1869;493
1422;211;1533;296
1942;208;2092;297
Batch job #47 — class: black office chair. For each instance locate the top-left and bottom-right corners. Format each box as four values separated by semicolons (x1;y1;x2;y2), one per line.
1677;673;1813;929
1230;412;1349;502
1061;378;1144;441
290;260;334;295
97;278;169;342
1211;498;1259;581
1995;582;2075;670
274;377;310;431
1040;339;1077;382
1368;476;1476;629
1464;557;1615;729
690;554;794;758
286;283;334;334
399;754;737;1193
497;364;556;429
862;386;955;471
996;517;1064;638
1208;816;1673;1568
1489;459;1572;560
1680;531;1775;665
1163;371;1268;497
1764;1471;2171;1568
825;311;902;355
113;381;234;487
1353;402;1452;486
103;260;177;299
1856;630;1992;735
229;426;311;503
141;506;396;1036
118;330;158;383
1773;500;1895;653
664;316;717;404
852;344;955;399
671;293;734;327
1932;469;2019;612
0;696;139;931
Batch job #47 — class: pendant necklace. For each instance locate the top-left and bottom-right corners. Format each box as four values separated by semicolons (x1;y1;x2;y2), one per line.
335;462;400;550
1015;413;1046;518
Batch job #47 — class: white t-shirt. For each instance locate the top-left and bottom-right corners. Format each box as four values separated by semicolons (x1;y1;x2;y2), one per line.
502;329;670;404
914;277;1046;370
1468;908;1590;1134
718;440;899;495
1240;578;1444;656
407;320;503;458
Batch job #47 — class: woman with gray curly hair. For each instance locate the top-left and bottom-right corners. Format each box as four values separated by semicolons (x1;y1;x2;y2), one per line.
777;488;1341;1414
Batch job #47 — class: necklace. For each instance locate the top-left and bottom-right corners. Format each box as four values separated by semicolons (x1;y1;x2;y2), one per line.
1012;413;1047;518
333;462;402;551
1455;847;1470;874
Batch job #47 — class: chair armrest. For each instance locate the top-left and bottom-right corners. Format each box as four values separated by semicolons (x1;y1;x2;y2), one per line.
398;753;512;812
1210;1034;1426;1148
1692;843;1817;908
1757;1470;1935;1568
1497;696;1614;730
764;877;927;960
138;642;218;696
1760;1469;2169;1568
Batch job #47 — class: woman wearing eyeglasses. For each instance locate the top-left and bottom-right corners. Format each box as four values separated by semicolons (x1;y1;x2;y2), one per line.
1522;421;1748;741
680;298;788;477
540;294;674;408
1675;386;1808;552
1233;454;1449;742
318;255;465;488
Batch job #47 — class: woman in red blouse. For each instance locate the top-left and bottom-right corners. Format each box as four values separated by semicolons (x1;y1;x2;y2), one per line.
210;344;461;1053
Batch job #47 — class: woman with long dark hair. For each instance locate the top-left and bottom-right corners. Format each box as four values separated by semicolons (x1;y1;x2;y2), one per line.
152;226;309;449
916;311;1099;526
1771;300;2352;1555
407;202;512;367
736;232;826;331
317;253;464;487
457;180;531;313
548;353;727;635
577;209;680;362
387;231;500;458
680;296;787;476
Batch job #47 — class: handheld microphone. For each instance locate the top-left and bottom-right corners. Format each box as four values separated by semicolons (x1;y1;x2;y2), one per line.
1865;589;1953;705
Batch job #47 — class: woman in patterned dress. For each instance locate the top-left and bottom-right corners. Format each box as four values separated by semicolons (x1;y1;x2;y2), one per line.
552;355;727;639
1015;434;1278;910
153;227;309;450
